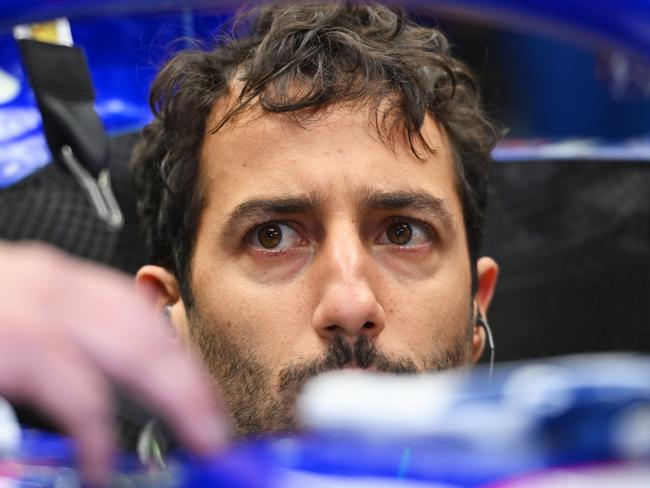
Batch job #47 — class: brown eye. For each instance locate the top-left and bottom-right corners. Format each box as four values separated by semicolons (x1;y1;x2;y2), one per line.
257;224;283;248
386;222;412;245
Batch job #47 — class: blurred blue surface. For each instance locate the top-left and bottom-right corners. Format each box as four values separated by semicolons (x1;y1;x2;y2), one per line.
1;0;650;188
498;30;650;139
3;354;650;487
2;0;650;59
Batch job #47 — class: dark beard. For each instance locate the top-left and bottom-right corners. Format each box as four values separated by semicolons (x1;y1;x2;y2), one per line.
188;316;471;437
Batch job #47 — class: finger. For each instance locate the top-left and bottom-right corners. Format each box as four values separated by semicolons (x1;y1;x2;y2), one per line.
121;347;230;454
52;256;230;453
83;332;229;454
0;330;115;485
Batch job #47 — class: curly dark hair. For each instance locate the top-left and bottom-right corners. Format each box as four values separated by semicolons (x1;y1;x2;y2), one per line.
131;1;500;306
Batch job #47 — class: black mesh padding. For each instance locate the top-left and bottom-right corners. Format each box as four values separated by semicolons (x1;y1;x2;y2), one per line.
483;160;650;361
0;132;146;274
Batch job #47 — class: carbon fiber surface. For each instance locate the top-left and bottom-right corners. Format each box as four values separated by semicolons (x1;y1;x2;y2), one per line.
484;160;650;360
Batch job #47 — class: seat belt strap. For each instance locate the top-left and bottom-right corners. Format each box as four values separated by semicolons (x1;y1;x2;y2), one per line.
16;33;123;229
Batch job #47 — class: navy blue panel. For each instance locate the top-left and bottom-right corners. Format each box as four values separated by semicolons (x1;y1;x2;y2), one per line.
3;0;650;58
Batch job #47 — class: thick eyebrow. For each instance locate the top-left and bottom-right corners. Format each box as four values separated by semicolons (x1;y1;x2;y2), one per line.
220;189;455;242
222;193;322;236
358;189;455;231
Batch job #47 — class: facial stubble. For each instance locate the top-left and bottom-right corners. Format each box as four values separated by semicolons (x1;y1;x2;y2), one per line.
187;306;473;438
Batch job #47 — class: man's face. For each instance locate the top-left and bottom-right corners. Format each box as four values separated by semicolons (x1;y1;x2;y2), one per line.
143;104;496;436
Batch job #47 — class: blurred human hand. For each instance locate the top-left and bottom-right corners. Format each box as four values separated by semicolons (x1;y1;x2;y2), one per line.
0;241;228;484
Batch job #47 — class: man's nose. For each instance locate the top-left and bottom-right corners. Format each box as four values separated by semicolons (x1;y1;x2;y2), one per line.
310;233;386;341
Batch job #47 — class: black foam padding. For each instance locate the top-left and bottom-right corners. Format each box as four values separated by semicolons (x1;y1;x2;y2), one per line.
483;160;650;361
0;132;146;274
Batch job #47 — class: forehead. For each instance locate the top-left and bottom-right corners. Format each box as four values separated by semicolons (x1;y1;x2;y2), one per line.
198;103;462;219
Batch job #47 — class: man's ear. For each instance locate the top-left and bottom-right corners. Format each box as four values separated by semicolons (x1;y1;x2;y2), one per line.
475;256;499;317
471;256;499;363
135;265;189;343
135;265;180;308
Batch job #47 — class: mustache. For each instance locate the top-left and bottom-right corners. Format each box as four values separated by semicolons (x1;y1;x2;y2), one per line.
278;334;417;392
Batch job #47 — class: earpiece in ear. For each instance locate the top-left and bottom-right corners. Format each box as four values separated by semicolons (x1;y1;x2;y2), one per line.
476;314;495;381
163;305;172;324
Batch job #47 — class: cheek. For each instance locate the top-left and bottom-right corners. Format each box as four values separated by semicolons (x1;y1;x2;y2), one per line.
381;272;471;354
192;269;314;364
